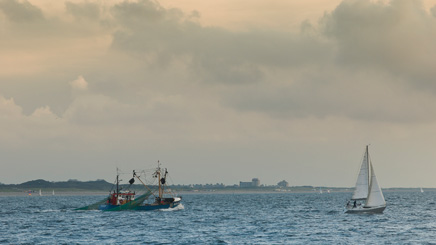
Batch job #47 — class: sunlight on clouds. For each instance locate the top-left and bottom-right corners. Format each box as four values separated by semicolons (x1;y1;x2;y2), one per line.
31;106;57;119
0;96;23;117
70;75;88;90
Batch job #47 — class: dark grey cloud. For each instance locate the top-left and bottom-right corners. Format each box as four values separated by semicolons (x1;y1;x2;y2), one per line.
219;0;436;122
431;5;436;17
65;1;101;20
320;0;436;87
108;0;332;84
0;0;44;23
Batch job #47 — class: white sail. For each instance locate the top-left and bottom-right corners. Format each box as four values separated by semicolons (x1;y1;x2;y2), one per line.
351;146;369;200
364;162;386;207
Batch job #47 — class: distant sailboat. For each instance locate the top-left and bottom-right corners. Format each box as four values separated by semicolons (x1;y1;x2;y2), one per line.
39;189;42;196
52;190;55;196
345;145;386;214
420;188;424;193
319;188;323;194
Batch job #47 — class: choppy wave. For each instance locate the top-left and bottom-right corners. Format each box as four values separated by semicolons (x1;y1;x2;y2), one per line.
1;192;436;243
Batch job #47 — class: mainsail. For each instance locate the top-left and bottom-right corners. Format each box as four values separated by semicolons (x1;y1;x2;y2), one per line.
364;163;386;207
351;146;369;200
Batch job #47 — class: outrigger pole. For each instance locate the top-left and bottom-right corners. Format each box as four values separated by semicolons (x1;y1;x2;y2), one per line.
133;170;157;198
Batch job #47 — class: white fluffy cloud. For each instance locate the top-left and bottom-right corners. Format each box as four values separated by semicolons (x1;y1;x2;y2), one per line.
70;75;88;90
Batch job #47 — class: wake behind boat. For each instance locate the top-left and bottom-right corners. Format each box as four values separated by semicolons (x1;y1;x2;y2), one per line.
345;145;386;214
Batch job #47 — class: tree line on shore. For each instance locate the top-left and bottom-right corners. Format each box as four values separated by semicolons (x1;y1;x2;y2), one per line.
0;179;326;192
1;179;426;193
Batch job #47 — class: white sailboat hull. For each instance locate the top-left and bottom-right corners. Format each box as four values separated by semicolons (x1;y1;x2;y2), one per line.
345;205;386;214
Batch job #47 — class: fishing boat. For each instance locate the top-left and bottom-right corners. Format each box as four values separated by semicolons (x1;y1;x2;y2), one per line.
345;145;386;214
77;162;182;211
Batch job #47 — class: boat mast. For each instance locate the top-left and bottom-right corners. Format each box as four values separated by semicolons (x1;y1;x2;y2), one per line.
116;168;120;199
366;145;370;197
158;161;162;199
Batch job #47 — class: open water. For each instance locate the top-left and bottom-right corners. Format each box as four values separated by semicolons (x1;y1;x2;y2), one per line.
1;191;435;244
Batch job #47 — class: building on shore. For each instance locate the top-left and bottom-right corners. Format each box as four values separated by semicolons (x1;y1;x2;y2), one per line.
240;178;260;188
277;180;289;188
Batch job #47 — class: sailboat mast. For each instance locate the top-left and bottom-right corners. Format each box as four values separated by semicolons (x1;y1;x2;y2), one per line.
366;145;369;195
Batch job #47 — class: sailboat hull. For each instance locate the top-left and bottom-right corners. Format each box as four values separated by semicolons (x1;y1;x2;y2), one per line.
345;205;386;214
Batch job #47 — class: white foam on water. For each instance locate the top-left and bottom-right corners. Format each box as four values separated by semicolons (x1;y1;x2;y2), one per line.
160;203;184;212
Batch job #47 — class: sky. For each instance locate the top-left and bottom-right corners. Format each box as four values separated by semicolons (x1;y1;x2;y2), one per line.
1;0;436;187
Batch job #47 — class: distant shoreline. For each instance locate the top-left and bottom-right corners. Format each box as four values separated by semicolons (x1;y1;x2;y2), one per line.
0;188;430;197
0;191;108;197
1;179;430;197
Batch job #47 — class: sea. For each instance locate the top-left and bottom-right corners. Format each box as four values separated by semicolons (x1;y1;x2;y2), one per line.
1;191;435;244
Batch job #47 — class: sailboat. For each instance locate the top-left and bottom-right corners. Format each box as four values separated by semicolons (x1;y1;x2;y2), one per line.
39;189;42;196
420;188;424;193
345;145;386;214
52;190;55;196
